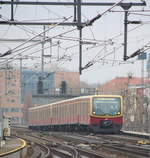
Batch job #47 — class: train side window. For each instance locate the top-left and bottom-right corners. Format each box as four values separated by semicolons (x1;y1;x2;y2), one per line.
42;110;44;120
42;109;45;121
48;108;50;118
33;111;35;120
49;107;51;118
53;107;55;118
43;109;45;120
45;109;47;120
58;104;61;121
37;110;38;120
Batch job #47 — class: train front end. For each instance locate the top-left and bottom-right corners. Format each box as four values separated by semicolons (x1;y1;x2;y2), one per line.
90;95;123;133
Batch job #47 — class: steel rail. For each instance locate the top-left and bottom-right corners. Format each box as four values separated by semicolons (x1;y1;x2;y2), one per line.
52;133;150;158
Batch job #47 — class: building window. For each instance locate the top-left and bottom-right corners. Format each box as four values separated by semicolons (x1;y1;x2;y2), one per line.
11;117;19;122
11;99;15;103
3;108;9;112
37;77;43;94
11;108;20;112
7;90;15;95
11;83;16;86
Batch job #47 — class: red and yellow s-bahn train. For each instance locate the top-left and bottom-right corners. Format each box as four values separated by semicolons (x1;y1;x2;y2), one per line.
28;95;123;133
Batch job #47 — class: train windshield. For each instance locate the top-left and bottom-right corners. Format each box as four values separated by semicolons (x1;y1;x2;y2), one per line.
92;97;121;116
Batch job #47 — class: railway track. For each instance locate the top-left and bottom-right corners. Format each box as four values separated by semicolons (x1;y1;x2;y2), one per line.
13;127;150;158
52;132;150;158
13;128;112;157
22;133;111;158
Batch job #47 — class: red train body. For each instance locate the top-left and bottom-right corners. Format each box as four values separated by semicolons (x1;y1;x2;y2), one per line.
28;95;123;133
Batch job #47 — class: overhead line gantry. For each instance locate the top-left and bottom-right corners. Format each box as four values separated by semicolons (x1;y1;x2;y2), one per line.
0;0;146;74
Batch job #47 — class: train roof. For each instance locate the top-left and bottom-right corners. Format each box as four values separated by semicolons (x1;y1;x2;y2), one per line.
29;94;122;110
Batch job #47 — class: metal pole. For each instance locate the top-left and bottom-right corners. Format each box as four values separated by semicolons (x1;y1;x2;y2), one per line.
20;57;22;105
79;29;82;74
50;39;52;63
0;21;81;26
74;0;77;22
141;58;145;131
77;0;82;74
5;65;7;95
0;96;3;139
0;1;146;6
123;10;128;60
11;0;14;21
57;41;60;61
41;26;46;73
141;59;144;86
121;3;132;61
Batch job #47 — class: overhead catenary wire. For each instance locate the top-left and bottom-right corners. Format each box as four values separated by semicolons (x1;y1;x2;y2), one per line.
0;26;79;66
3;24;106;44
1;23;145;70
128;41;150;59
56;36;135;70
21;18;66;22
0;16;72;54
0;22;146;46
129;13;150;17
82;45;123;70
56;41;127;71
1;6;145;58
12;21;108;44
42;5;64;19
40;38;138;72
84;0;124;27
0;2;18;38
0;42;60;67
109;9;150;13
0;0;148;72
57;50;135;72
0;16;76;64
0;18;116;62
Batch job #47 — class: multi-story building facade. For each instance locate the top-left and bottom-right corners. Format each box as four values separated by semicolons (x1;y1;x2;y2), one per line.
21;70;81;125
98;76;149;133
21;70;81;104
0;68;94;125
21;70;55;104
0;68;23;125
22;70;80;94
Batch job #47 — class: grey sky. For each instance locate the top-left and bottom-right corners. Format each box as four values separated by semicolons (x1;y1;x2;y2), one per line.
0;0;150;84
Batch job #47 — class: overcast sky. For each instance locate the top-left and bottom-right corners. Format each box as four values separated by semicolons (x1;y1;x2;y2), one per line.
0;0;150;84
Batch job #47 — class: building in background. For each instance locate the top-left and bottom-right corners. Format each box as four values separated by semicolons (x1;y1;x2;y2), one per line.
0;68;23;125
0;69;82;125
98;76;148;95
98;76;149;133
21;70;81;125
21;70;81;105
146;53;150;98
21;70;55;104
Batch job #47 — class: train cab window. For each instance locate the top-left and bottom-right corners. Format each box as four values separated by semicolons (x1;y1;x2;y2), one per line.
92;97;121;116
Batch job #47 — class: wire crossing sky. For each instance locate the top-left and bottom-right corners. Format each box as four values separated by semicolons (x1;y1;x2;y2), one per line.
0;0;150;83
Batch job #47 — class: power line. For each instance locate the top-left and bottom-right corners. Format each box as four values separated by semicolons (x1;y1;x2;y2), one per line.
0;27;78;66
0;16;72;53
130;13;150;16
83;0;124;27
0;0;147;74
127;41;150;59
